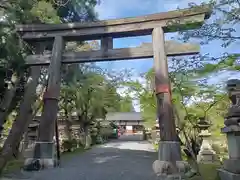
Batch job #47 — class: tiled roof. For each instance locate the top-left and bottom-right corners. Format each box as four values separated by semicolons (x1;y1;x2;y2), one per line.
105;112;143;121
34;112;143;122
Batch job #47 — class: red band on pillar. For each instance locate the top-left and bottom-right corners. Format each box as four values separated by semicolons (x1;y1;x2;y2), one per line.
155;84;170;94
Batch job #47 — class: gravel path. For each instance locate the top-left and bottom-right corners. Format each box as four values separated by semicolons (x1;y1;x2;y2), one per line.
2;135;158;180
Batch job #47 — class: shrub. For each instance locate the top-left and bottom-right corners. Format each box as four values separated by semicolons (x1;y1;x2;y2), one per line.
212;143;222;155
91;135;97;145
212;142;228;162
95;135;104;144
62;140;72;152
71;139;78;149
61;139;79;152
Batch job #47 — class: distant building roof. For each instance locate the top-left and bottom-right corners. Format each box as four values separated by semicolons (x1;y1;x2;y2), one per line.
34;112;143;122
106;112;143;121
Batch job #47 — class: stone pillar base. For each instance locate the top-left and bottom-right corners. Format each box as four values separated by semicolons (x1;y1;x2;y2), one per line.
218;126;240;179
218;169;240;180
223;159;240;173
153;141;195;179
153;160;195;179
197;149;217;163
24;158;55;171
158;141;182;161
23;141;56;171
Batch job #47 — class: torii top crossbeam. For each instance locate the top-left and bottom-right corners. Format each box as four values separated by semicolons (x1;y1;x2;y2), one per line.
16;5;211;41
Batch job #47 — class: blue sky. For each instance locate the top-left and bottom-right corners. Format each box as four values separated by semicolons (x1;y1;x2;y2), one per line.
93;0;239;111
93;0;240;82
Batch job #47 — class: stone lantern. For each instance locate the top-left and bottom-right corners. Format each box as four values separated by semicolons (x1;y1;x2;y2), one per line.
197;117;211;131
218;79;240;180
224;79;240;126
196;117;217;163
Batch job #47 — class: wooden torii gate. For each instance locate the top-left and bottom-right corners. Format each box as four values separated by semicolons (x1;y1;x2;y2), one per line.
3;4;211;177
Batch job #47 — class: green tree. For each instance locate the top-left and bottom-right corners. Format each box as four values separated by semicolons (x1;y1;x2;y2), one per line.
178;0;240;79
119;95;135;112
0;0;100;173
59;63;129;148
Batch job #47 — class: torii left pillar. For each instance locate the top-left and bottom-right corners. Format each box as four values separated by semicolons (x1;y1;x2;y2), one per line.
33;36;64;168
152;27;191;179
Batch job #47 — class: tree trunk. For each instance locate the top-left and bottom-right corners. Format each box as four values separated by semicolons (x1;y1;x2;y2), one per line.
65;115;72;141
0;66;41;174
84;125;91;150
21;132;29;155
0;73;19;136
64;108;72;141
78;121;85;146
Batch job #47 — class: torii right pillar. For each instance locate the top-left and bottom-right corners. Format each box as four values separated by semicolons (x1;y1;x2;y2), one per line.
152;27;191;179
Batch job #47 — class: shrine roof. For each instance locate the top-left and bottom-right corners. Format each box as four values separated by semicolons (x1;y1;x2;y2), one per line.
106;112;143;121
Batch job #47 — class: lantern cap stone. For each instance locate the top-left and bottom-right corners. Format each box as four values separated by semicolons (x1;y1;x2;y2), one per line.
227;79;240;87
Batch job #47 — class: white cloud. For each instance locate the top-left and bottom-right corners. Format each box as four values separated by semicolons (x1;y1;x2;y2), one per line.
95;0;211;20
95;0;153;20
159;0;210;11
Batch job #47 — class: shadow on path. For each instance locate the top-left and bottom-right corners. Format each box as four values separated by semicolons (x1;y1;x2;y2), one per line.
2;140;158;180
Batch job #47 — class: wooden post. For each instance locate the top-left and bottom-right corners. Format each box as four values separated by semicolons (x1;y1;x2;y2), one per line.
152;27;188;178
101;37;113;51
38;36;63;141
152;27;177;141
35;36;64;167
